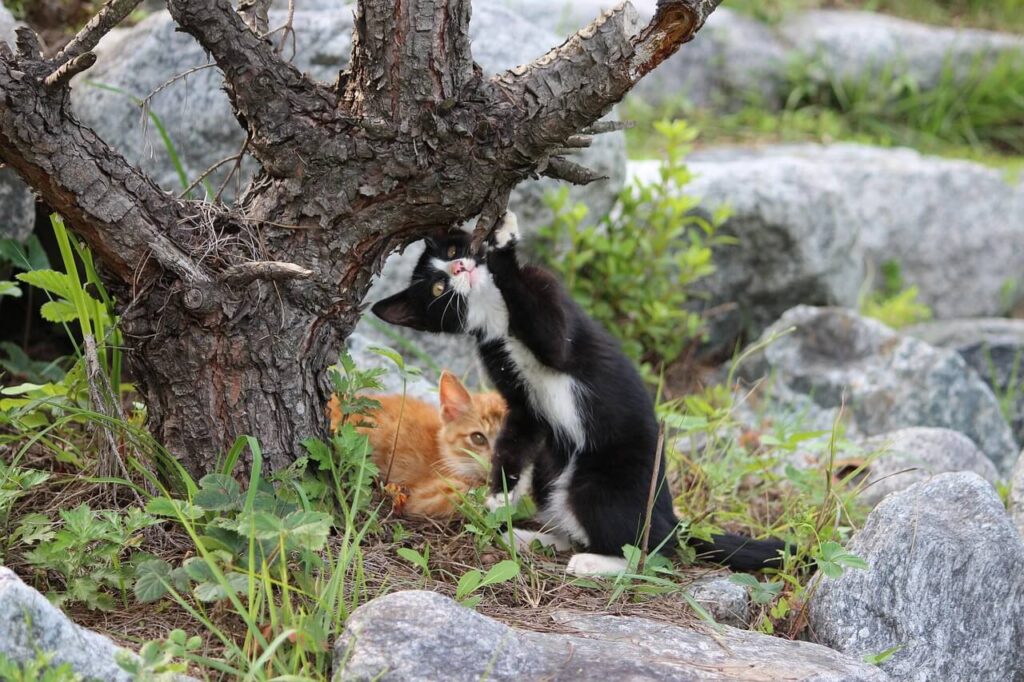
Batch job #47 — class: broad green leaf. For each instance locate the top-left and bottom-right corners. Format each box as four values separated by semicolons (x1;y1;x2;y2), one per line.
134;559;172;602
15;269;72;298
194;473;242;512
0;281;21;298
193;572;249;602
230;510;285;540
281;510;332;550
480;560;520;588
182;556;218;583
455;569;482;599
39;300;78;323
397;547;428;572
144;496;204;520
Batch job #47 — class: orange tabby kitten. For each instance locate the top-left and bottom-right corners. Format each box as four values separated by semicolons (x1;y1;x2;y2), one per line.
329;371;506;517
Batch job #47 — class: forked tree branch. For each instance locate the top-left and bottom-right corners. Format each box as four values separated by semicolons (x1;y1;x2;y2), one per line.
345;0;477;119
492;0;721;159
0;55;206;285
166;0;336;176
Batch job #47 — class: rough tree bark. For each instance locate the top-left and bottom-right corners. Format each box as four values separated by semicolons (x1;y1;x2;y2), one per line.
0;0;722;476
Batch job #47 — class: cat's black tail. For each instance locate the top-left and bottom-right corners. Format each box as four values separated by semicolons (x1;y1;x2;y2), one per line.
687;533;788;572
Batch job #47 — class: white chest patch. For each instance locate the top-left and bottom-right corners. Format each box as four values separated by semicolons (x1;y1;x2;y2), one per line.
504;338;587;452
464;267;509;342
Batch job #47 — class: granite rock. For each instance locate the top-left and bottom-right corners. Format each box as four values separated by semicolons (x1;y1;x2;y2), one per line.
334;589;889;681
737;306;1019;472
808;473;1024;681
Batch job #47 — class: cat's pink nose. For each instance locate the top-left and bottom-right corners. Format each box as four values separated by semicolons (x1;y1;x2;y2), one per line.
451;259;475;275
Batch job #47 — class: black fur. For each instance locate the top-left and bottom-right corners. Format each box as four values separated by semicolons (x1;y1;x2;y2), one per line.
373;227;785;571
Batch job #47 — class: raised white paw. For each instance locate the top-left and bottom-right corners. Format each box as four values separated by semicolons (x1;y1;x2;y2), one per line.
492;212;520;249
512;528;572;553
566;553;629;576
485;485;522;513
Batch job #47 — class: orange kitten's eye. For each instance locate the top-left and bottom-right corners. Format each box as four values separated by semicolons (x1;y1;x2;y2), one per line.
469;432;488;447
431;281;445;297
447;245;457;259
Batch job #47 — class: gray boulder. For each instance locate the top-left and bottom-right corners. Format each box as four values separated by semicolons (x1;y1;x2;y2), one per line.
781;10;1024;90
334;589;889;681
685;575;750;628
0;566;194;681
635;6;787;110
854;427;1000;508
667;145;1024;344
907;318;1024;445
808;472;1024;681
737;306;1018;472
73;4;625;226
628;154;866;350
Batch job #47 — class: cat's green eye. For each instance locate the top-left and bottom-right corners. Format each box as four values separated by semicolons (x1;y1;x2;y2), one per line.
447;245;457;259
431;281;445;297
470;432;488;446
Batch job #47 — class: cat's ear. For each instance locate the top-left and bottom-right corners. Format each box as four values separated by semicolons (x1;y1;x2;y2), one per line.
372;290;427;331
439;370;473;422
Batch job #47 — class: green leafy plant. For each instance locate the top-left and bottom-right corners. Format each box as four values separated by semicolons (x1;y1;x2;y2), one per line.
116;629;202;681
0;460;50;561
784;51;1024;155
396;545;431;580
537;119;731;371
15;215;123;386
23;503;159;610
128;352;396;679
661;369;869;634
814;540;869;578
860;260;933;329
0;651;81;682
454;559;521;608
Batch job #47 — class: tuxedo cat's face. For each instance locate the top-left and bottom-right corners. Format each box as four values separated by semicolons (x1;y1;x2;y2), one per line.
372;233;508;339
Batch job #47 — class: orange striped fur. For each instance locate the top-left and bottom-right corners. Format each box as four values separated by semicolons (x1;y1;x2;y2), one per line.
329;371;506;517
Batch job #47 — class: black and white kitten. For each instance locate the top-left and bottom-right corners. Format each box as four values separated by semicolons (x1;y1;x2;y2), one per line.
372;212;786;575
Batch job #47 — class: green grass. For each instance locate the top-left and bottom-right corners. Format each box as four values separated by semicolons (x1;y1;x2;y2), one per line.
725;0;1024;32
624;49;1024;174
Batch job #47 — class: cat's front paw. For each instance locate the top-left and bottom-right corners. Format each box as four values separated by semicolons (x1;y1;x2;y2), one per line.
491;212;520;250
485;484;522;513
566;553;629;576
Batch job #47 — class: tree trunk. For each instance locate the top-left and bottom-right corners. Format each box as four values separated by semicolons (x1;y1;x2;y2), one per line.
0;0;723;477
121;282;348;476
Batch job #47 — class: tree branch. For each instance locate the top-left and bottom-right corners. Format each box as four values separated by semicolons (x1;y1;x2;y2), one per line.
492;0;720;158
53;0;143;67
238;0;272;37
542;157;608;185
221;261;312;286
44;52;96;88
166;0;336;177
0;53;207;285
345;0;477;120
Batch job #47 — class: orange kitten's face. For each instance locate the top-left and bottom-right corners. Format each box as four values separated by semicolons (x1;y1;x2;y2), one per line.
436;373;506;484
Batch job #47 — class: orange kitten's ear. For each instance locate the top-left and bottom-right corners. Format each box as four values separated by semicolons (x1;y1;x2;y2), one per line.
439;371;472;423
